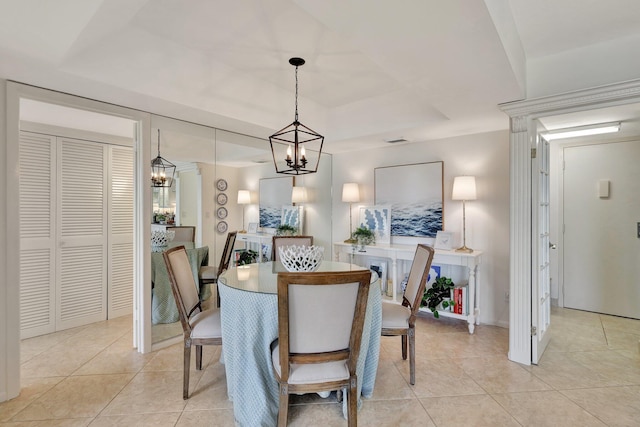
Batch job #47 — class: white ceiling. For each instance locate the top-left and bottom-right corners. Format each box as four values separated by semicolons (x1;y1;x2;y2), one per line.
3;0;640;160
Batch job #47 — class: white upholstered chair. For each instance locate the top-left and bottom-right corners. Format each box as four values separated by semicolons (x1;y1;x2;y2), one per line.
381;244;434;385
163;245;222;399
271;270;371;427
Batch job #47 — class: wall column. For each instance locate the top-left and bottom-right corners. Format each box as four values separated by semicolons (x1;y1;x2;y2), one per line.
508;115;533;365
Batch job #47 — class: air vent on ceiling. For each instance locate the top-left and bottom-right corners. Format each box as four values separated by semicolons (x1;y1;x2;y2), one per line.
384;137;409;144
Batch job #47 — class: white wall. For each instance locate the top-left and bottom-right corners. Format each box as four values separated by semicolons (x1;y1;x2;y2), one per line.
332;130;511;327
0;79;10;401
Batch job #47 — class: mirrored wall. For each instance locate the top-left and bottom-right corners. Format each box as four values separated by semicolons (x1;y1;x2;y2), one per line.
150;119;333;345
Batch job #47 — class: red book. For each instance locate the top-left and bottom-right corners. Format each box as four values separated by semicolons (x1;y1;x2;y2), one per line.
456;288;462;314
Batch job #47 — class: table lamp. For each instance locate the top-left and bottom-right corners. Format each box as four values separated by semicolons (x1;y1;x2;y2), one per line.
342;183;360;243
451;176;476;253
291;186;308;204
237;190;251;233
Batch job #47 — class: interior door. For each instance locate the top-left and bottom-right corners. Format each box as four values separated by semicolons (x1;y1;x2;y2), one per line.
19;132;57;338
532;135;552;364
563;141;640;319
56;137;108;330
108;145;134;318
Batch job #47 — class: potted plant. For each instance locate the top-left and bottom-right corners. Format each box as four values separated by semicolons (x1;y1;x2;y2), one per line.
421;276;456;318
276;224;298;236
237;249;258;266
351;226;375;250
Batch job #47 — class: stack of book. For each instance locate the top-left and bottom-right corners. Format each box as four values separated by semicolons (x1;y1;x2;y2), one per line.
451;284;469;315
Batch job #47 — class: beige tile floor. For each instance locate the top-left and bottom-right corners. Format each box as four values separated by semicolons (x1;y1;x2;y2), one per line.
2;306;639;426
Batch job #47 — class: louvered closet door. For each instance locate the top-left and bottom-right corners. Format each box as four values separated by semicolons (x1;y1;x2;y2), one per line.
56;137;108;330
19;132;56;339
108;146;134;318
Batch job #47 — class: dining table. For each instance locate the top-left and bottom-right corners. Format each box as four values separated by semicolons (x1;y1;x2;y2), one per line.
218;260;382;427
151;242;209;324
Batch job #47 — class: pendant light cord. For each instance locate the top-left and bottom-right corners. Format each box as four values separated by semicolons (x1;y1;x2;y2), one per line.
294;65;299;122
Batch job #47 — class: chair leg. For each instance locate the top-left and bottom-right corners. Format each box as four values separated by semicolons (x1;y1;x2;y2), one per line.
216;283;221;308
277;385;289;427
196;345;203;370
183;341;192;399
409;327;416;385
401;334;407;360
347;377;358;427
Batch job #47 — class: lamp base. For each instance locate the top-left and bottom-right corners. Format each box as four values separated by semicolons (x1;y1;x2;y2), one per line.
344;237;357;244
455;245;473;253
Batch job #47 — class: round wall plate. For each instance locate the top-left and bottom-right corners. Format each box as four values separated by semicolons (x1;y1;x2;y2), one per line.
216;221;228;233
216;207;228;219
216;192;228;205
216;178;228;191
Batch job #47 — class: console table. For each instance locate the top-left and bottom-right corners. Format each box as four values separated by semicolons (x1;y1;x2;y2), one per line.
334;242;482;333
236;232;273;263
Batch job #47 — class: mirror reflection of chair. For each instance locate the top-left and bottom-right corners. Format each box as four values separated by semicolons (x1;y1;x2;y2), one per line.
199;231;237;307
271;235;313;261
271;270;371;427
381;244;435;385
163;245;222;399
166;225;196;243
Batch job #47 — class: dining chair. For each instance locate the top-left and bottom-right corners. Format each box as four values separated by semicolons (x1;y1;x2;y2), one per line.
381;244;434;385
271;235;313;261
163;245;222;399
271;269;371;427
166;225;196;243
199;231;237;307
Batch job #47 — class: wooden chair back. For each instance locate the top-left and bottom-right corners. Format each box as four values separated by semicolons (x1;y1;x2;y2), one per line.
167;225;196;243
272;235;313;261
163;245;201;332
218;231;237;276
402;244;435;319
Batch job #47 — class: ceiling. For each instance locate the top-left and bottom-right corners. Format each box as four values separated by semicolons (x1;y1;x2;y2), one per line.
3;0;640;161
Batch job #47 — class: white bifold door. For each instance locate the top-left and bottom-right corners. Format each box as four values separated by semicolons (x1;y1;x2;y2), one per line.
19;131;133;339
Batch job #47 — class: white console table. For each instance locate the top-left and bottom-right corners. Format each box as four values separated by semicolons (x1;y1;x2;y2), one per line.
236;232;273;263
334;242;482;333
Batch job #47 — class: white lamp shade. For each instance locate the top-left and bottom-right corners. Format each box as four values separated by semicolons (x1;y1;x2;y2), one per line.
237;190;251;204
291;186;308;203
452;176;477;201
342;183;360;203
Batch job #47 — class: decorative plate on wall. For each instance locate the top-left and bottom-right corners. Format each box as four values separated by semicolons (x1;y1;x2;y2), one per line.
217;221;228;233
216;192;228;205
216;207;228;219
216;178;228;191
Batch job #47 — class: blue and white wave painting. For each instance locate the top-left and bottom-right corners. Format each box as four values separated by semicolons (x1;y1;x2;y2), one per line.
360;207;390;241
281;208;299;228
391;201;442;237
260;206;281;228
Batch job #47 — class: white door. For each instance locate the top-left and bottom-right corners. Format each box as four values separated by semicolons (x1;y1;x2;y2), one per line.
108;146;134;318
56;137;108;330
563;141;640;319
532;135;552;364
19;132;57;338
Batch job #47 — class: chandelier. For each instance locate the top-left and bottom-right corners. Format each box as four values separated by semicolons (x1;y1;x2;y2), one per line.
151;129;176;188
269;57;324;175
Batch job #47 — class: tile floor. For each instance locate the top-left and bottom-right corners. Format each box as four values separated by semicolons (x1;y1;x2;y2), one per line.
1;307;639;426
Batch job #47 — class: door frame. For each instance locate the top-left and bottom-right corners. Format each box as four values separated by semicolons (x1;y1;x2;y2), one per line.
2;82;152;401
501;78;640;365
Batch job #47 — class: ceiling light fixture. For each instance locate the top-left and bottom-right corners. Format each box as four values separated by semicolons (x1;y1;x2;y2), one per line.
542;122;621;141
269;57;324;175
151;129;176;188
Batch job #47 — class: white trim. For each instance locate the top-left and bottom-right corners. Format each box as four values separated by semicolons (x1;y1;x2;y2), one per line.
1;82;151;402
501;77;640;366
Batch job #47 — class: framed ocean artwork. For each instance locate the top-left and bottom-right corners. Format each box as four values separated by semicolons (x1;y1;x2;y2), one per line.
259;177;293;229
374;161;444;237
